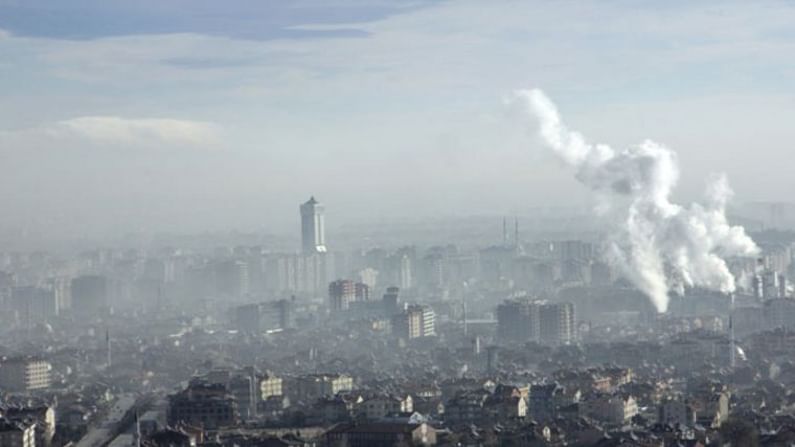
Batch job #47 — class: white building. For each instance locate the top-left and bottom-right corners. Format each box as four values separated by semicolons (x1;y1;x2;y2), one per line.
300;196;327;254
259;374;283;400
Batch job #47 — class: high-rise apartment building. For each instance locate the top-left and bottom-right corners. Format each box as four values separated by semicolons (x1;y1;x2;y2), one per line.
300;196;326;254
214;260;249;298
539;302;576;346
234;299;294;333
270;253;331;295
497;299;576;345
496;299;540;343
328;279;369;312
392;304;436;339
9;286;58;327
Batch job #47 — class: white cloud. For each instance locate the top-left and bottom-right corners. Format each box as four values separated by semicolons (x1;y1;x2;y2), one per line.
4;1;794;101
53;116;221;147
0;116;222;152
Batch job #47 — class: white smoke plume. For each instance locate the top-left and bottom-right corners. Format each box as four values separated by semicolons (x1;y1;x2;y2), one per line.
511;89;759;312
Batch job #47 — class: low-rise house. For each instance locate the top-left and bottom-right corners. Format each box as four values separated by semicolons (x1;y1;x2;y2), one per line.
484;394;527;420
359;395;413;420
324;422;436;447
529;383;571;422
658;398;696;426
444;391;489;424
315;395;356;425
582;394;638;425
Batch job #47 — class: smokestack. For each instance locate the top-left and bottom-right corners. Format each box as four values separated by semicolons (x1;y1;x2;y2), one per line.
513;89;759;312
503;217;508;246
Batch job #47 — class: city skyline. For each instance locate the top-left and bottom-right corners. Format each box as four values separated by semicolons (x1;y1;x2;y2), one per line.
2;2;795;446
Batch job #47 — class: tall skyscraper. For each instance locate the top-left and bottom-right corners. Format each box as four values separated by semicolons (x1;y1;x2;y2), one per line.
300;196;327;254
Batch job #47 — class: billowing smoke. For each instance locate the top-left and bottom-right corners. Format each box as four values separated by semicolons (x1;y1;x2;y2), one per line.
511;89;758;312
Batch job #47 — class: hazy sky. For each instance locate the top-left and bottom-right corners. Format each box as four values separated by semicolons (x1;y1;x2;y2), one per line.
0;0;794;238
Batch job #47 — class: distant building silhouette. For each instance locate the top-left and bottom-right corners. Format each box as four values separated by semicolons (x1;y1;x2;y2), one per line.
70;275;108;316
300;196;326;254
497;298;576;346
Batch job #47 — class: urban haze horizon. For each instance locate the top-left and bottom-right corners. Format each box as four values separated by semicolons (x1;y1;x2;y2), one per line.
3;2;795;447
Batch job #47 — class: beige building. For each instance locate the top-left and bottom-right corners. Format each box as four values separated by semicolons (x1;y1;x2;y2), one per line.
259;374;283;400
0;358;51;392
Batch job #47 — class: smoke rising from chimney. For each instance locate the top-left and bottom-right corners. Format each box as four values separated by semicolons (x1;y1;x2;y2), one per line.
511;89;759;312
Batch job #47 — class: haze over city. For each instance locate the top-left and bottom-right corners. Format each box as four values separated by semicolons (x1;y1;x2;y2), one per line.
2;2;795;447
